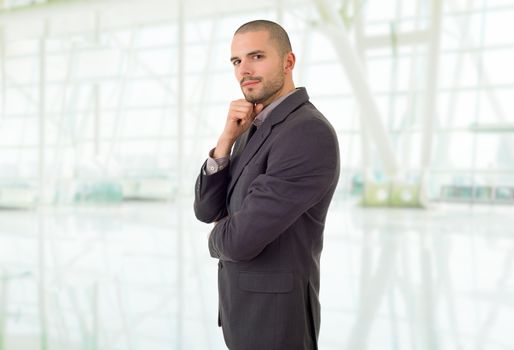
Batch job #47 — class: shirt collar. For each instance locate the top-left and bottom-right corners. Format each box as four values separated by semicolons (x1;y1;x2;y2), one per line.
253;88;299;128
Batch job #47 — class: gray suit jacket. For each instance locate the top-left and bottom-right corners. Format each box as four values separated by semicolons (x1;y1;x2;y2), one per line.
194;88;340;350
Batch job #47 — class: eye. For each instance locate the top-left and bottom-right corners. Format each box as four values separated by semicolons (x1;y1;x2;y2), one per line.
232;59;241;66
253;54;263;60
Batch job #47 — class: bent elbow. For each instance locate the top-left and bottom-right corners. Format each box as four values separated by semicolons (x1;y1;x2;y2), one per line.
194;201;226;224
193;202;215;223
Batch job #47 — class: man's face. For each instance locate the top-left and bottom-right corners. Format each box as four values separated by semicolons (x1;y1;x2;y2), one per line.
230;30;286;106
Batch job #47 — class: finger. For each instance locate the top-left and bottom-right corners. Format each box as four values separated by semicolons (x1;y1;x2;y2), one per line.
253;103;264;116
229;114;251;126
230;106;253;115
228;113;252;125
231;100;253;109
230;109;252;118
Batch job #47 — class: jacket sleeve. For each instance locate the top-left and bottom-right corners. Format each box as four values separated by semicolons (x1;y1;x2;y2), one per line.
208;119;339;262
193;160;230;223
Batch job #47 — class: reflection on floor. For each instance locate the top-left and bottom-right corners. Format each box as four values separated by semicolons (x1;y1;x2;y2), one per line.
0;199;513;349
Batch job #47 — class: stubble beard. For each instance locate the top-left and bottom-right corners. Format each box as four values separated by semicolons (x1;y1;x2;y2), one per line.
242;72;284;105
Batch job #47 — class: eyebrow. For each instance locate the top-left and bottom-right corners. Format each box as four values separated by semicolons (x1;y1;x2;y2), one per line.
230;50;266;63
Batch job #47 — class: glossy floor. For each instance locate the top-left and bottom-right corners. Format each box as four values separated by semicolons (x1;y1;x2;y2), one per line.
0;199;513;349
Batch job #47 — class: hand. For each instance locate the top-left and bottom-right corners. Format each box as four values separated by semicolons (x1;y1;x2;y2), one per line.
223;99;263;141
213;100;263;158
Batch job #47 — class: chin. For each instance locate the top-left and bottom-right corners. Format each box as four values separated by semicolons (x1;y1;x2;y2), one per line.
244;94;263;104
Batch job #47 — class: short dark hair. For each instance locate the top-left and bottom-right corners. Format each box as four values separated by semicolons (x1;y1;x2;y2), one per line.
234;20;292;56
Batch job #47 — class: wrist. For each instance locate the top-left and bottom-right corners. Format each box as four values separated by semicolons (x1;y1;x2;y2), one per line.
213;136;235;158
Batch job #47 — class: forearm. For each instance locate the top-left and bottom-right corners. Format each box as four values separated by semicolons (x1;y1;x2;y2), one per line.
213;135;236;159
193;162;230;223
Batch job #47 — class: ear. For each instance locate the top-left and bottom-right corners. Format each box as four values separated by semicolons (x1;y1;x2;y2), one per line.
283;52;296;73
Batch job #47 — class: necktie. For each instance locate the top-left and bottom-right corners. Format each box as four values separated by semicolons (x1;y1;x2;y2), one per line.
247;124;257;141
235;124;257;160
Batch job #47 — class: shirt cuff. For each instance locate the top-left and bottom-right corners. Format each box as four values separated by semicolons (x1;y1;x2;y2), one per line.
204;148;229;175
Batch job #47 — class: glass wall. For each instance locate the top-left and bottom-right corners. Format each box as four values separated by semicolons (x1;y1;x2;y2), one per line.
0;0;512;208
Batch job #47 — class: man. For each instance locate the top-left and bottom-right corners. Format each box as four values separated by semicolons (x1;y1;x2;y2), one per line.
194;20;340;350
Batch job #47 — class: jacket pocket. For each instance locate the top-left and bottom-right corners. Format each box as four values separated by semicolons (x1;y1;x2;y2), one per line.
238;271;293;294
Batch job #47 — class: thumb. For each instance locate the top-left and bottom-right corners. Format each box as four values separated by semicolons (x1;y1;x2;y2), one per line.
253;103;264;116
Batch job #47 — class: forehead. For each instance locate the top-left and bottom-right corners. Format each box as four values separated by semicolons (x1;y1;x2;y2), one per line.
230;30;274;54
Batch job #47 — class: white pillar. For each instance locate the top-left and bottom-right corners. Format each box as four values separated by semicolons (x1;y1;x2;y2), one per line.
0;270;6;350
0;25;5;120
37;19;50;350
37;212;48;350
420;0;442;187
314;0;399;177
176;2;185;349
38;20;49;205
352;0;372;182
94;84;100;157
94;12;101;157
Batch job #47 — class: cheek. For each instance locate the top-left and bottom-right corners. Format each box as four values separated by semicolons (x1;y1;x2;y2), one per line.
282;61;290;73
262;64;277;77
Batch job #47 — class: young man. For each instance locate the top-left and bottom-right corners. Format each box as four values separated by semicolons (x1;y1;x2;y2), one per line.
194;20;340;349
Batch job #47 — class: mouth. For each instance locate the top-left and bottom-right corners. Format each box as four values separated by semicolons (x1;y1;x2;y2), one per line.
241;78;261;87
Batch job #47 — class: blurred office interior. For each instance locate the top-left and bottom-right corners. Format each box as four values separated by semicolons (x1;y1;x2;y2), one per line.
0;0;513;349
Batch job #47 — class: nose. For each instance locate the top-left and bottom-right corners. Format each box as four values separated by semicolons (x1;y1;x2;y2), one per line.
237;59;252;77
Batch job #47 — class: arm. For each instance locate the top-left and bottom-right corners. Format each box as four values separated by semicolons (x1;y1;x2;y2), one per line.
194;100;263;223
208;119;339;261
193;161;230;223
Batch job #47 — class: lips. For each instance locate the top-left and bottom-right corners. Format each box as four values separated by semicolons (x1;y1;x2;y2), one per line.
241;78;261;87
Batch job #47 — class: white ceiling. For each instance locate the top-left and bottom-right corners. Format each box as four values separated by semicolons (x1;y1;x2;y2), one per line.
0;0;312;40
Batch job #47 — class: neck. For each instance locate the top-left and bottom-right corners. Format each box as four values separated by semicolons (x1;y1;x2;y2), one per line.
262;81;296;108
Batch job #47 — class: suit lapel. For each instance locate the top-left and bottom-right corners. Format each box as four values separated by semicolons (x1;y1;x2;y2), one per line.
227;88;310;199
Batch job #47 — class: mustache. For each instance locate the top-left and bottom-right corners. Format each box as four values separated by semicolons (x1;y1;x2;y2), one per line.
240;76;262;85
